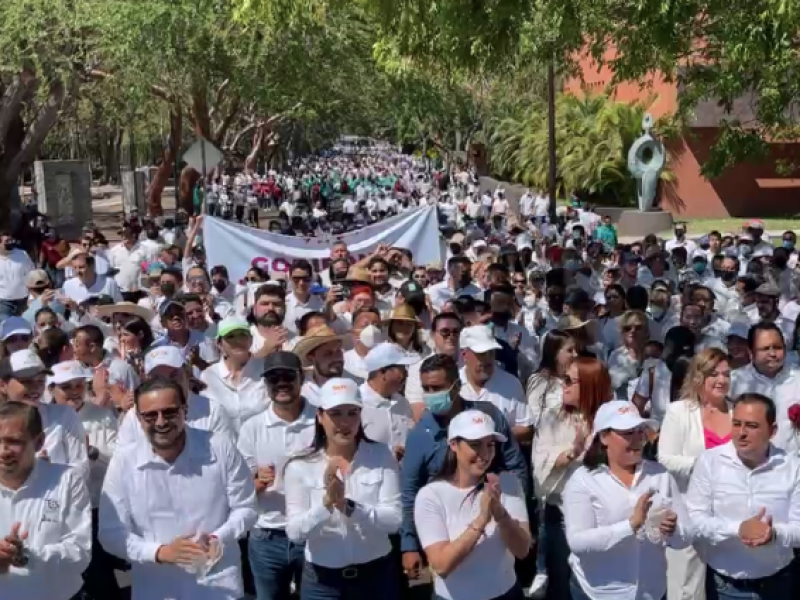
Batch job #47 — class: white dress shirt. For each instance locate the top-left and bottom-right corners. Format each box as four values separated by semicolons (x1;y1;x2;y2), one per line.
459;367;533;429
237;400;317;530
426;280;483;311
686;442;800;579
284;292;325;335
39;403;90;482
359;382;414;450
415;472;527;600
730;363;800;454
632;358;672;427
343;348;369;380
201;357;268;436
62;274;123;304
0;248;35;300
99;427;258;600
563;461;690;600
284;441;402;567
117;392;233;447
0;461;92;600
77;401;118;507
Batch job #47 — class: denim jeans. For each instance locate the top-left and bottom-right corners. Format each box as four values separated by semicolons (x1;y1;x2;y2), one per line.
301;553;400;600
249;528;306;600
705;566;794;600
569;575;593;600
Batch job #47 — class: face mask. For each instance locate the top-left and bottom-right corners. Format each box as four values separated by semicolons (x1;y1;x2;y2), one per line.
3;241;14;251
721;270;737;283
783;241;795;251
160;282;176;297
212;280;227;293
524;295;537;308
359;325;385;349
739;245;752;258
423;384;455;415
572;230;582;240
650;305;665;319
692;262;706;275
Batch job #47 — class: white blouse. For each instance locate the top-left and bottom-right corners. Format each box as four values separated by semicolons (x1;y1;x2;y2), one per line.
414;472;528;600
532;410;587;504
284;440;401;568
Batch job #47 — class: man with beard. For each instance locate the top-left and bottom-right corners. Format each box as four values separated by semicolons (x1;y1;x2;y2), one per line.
99;377;257;600
237;352;316;600
427;255;481;311
459;325;533;444
295;324;361;406
0;401;92;600
250;284;291;357
0;349;89;480
750;282;795;344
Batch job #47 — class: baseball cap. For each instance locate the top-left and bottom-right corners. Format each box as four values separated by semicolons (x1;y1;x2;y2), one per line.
459;325;502;354
447;410;507;442
159;300;185;318
592;400;649;436
318;377;362;410
0;317;33;341
755;282;780;297
0;349;52;379
728;320;751;340
747;219;765;231
262;351;303;375
399;280;425;301
26;269;50;288
47;360;90;387
217;316;251;339
363;342;419;373
144;346;183;374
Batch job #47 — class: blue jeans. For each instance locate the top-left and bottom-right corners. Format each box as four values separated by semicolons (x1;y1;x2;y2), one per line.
705;566;794;600
249;528;305;600
569;575;592;600
301;553;400;600
535;504;571;599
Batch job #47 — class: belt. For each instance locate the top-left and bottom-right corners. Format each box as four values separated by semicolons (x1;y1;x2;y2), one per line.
311;554;389;580
255;527;288;538
711;564;791;589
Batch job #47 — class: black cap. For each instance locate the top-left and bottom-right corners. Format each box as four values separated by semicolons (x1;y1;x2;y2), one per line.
398;280;425;301
499;244;518;256
263;351;303;376
159;300;185;317
565;288;592;307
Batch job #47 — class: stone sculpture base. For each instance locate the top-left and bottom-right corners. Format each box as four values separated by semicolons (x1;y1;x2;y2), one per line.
615;210;674;239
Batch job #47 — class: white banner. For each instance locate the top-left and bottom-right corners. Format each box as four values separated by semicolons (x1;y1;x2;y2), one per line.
203;207;443;283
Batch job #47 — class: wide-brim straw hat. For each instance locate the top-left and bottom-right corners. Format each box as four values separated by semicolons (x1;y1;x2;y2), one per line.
342;266;375;288
381;303;421;326
293;324;344;358
556;314;589;331
95;302;155;323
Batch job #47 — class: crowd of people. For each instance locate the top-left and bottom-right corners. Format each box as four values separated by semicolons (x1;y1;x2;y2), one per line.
1;150;800;600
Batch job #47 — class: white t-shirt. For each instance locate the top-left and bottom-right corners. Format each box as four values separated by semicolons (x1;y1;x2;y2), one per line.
534;196;549;218
0;248;35;300
414;472;527;600
492;198;509;215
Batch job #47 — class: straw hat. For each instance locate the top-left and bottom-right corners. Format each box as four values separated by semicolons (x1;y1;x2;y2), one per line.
293;324;344;358
381;303;421;326
556;314;589;331
343;266;374;288
95;302;155;323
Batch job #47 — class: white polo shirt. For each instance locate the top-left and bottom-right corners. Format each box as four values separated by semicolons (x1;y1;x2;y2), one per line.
237;400;317;530
415;472;527;600
0;248;35;301
284;292;326;335
0;461;92;600
458;367;533;429
359;382;414;450
686;442;800;579
39;403;90;483
200;357;268;435
99;427;258;600
61;274;123;304
284;440;401;568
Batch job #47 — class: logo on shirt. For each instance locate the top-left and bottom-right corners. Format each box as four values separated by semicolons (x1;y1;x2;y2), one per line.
618;405;638;415
42;499;60;524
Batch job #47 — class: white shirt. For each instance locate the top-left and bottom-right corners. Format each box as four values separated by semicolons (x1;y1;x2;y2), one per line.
665;237;698;256
343;348;369;380
77;401;118;507
427;280;483;311
632;358;671;427
39;403;90;482
0;461;92;600
491;198;509;216
284;292;325;335
237;401;317;530
108;242;144;291
359;382;414;450
200;358;269;436
730;363;800;454
520;193;534;217
62;275;123;304
284;441;401;567
343;198;357;215
534;196;549;218
532;410;587;504
686;442;800;579
117;392;234;447
99;427;258;600
657;399;716;492
0;248;35;300
459;367;533;429
414;472;527;600
563;462;689;600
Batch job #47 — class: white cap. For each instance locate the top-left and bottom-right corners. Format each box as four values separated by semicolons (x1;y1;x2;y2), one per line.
592;400;648;436
0;349;51;379
47;360;90;387
0;316;32;341
459;325;501;354
728;320;751;340
447;409;507;442
144;346;183;374
318;378;363;410
364;342;418;373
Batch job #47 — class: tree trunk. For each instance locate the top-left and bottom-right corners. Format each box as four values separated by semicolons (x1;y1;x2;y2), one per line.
178;166;200;215
146;104;182;217
244;125;266;175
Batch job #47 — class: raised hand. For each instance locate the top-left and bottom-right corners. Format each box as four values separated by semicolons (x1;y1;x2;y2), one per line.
629;490;655;532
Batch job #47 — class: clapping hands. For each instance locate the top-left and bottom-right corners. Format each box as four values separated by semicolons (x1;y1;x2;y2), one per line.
739;508;774;547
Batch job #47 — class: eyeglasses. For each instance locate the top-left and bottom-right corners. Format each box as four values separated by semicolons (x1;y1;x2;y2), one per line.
436;328;461;338
138;407;183;424
265;370;298;385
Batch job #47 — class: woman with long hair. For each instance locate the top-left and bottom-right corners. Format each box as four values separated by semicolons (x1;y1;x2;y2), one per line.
284;378;402;600
385;304;428;361
526;330;577;424
529;357;612;599
608;310;649;401
414;409;531;600
564;401;689;600
657;348;732;600
117;316;155;376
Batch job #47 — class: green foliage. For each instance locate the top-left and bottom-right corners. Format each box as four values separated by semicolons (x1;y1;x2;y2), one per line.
489;92;676;204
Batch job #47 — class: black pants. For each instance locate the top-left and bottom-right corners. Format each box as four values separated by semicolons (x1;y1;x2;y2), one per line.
81;509;125;600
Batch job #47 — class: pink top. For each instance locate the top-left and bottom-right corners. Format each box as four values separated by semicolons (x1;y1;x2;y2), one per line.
704;428;732;449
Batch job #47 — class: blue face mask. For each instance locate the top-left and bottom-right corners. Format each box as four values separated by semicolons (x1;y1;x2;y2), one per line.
784;241;795;251
423;384;455;415
692;262;706;275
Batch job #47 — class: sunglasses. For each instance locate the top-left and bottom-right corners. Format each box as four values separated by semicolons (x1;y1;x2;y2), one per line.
138;407;183;424
265;370;297;385
436;328;461;338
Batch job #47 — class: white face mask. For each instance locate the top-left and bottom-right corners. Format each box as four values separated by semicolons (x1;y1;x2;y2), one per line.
359;325;385;349
524;295;538;308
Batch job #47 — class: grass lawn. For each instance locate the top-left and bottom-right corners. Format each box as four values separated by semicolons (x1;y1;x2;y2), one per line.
656;218;800;238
